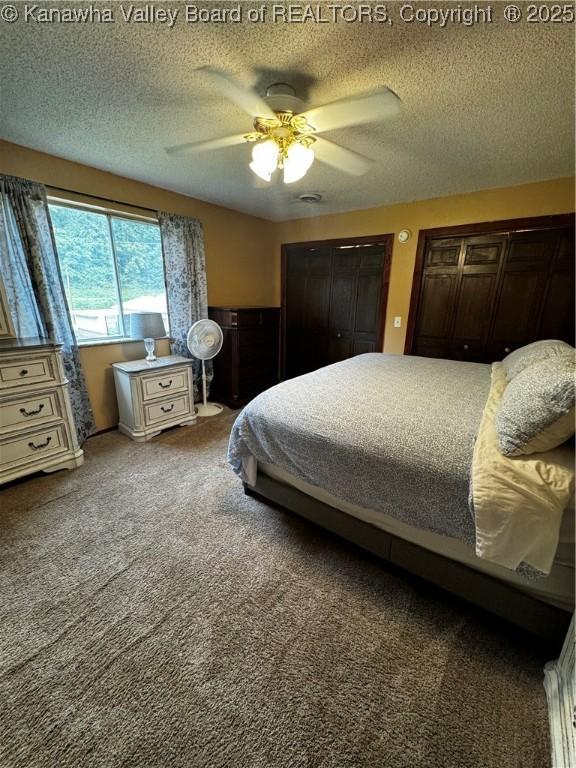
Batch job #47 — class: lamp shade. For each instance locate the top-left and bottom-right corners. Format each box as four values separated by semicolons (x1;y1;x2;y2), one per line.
249;140;278;182
283;142;315;184
128;312;166;339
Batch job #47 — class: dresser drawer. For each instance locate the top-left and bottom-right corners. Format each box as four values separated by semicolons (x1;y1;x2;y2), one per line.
0;423;69;469
0;354;58;390
0;389;62;434
144;394;192;426
140;368;190;402
238;327;278;348
209;307;280;329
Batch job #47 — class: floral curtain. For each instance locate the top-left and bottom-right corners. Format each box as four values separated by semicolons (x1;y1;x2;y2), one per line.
0;174;95;444
158;213;211;401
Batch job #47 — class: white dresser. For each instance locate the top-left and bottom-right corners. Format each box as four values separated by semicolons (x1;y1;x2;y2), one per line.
0;337;84;484
112;356;196;442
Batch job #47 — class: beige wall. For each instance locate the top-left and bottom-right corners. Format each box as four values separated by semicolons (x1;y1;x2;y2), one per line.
0;140;276;430
1;140;574;431
274;177;575;355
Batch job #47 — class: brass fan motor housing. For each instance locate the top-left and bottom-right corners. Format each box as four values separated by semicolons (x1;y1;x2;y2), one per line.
244;111;316;164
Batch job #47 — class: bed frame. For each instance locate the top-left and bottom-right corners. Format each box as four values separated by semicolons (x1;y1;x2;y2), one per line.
245;473;572;649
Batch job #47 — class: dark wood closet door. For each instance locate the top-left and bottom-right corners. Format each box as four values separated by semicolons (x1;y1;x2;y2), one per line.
410;220;574;364
488;229;571;359
539;229;575;341
449;234;505;361
284;243;387;379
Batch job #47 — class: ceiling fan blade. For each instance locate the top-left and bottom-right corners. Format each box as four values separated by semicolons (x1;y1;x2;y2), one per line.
302;89;400;133
165;133;247;157
198;66;276;119
313;137;372;176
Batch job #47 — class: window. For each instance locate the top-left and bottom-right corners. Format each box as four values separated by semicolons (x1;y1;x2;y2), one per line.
48;203;168;342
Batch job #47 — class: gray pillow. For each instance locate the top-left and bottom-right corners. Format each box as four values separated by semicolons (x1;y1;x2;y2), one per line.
502;339;574;381
495;354;575;457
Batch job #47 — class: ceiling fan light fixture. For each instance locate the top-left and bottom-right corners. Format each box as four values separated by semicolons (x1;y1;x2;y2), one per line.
249;139;278;182
283;142;315;184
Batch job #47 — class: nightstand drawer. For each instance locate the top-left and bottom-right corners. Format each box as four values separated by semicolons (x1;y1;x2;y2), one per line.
144;394;192;426
0;355;57;390
0;423;69;469
0;389;62;434
140;368;189;401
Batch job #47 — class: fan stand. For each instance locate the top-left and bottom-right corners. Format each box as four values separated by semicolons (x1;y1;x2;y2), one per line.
196;359;223;418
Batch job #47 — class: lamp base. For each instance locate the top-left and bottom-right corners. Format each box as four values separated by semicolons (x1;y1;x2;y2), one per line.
196;402;224;418
144;337;157;362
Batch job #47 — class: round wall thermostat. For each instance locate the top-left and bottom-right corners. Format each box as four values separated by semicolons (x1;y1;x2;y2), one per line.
398;229;411;243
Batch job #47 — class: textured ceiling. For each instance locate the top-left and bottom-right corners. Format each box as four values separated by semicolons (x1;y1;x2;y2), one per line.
1;2;574;221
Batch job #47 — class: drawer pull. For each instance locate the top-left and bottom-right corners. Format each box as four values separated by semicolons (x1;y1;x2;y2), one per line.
504;347;511;353
158;379;173;389
19;369;29;377
463;344;469;350
20;403;45;417
160;404;175;414
28;436;52;451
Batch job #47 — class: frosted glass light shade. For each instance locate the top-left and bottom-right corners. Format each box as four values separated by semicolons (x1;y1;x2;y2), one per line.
249;140;278;182
283;143;315;184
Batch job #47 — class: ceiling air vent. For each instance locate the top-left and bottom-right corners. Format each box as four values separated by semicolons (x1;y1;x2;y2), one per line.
298;193;322;203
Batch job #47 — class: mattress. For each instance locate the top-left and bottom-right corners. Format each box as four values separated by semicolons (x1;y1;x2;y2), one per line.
229;353;492;547
259;460;575;611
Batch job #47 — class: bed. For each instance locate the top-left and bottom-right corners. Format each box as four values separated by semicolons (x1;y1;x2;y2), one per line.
228;353;574;645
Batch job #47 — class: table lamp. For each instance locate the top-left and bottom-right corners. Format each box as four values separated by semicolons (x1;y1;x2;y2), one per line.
129;312;166;361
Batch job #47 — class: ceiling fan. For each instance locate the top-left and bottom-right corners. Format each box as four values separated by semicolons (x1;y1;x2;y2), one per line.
165;68;401;184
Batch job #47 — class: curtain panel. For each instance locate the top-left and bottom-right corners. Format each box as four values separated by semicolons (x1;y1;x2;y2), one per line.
0;174;95;444
158;213;211;401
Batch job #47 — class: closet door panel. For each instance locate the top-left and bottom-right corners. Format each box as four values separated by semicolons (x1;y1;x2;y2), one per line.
303;274;331;330
327;334;352;364
284;243;387;377
506;234;556;266
425;239;461;267
462;236;505;267
354;272;382;335
539;274;573;341
415;273;458;340
451;273;496;348
352;339;377;355
329;274;355;332
539;230;575;343
490;270;548;344
410;222;573;362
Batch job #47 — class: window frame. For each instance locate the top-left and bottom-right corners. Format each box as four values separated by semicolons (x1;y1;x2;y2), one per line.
47;198;167;346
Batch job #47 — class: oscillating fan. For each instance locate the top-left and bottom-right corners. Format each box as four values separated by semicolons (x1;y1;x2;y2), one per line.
186;319;224;417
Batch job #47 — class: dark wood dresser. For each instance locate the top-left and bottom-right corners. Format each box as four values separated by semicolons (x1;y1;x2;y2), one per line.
208;306;280;409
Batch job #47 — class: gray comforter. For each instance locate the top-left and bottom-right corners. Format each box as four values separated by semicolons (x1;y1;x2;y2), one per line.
228;353;491;544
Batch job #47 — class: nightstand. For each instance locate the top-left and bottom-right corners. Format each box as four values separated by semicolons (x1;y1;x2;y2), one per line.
112;356;196;442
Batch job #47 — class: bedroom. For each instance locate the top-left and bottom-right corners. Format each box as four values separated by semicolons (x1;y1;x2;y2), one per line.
0;4;574;768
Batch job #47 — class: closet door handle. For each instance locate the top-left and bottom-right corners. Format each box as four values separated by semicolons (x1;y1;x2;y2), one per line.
161;404;174;413
28;436;52;451
20;403;45;417
158;379;173;389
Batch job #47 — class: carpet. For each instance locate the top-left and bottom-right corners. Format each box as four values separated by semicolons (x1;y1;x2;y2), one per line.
0;413;551;768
